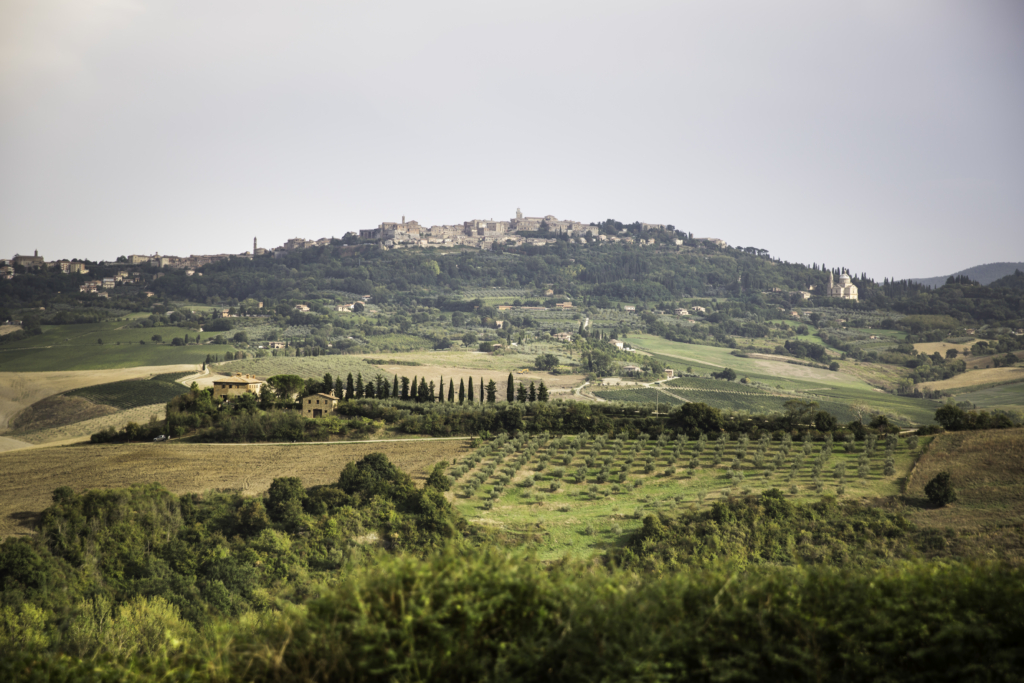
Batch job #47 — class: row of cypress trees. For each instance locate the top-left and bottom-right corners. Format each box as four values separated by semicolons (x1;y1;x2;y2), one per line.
326;371;549;405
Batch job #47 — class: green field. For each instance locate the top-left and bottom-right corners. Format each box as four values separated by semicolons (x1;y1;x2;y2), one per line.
0;321;211;371
592;387;686;406
953;381;1024;411
629;334;939;424
453;432;922;561
65;377;190;409
218;355;384;381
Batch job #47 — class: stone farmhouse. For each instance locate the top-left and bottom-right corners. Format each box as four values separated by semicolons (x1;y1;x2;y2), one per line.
303;391;338;418
212;374;265;400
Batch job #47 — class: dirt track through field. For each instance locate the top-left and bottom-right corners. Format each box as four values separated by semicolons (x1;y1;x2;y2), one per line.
0;439;468;538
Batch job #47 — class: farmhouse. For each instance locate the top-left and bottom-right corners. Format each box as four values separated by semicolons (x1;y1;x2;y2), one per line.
303;391;338;418
675;308;689;316
691;306;706;313
555;302;573;310
623;305;636;312
553;332;572;342
665;368;675;378
622;364;642;376
212;374;265;400
294;304;310;312
266;341;286;349
609;339;625;350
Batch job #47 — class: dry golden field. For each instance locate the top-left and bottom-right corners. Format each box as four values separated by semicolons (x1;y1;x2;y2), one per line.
0;438;469;538
919;367;1024;391
913;340;977;356
0;364;199;431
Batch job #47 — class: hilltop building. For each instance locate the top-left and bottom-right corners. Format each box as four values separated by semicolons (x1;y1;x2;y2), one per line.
828;271;859;301
212;374;265;400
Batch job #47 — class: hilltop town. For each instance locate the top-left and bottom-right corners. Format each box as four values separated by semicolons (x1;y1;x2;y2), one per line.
3;209;729;277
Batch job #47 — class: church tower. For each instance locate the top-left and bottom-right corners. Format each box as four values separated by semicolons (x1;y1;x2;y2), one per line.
516;207;523;220
253;237;257;253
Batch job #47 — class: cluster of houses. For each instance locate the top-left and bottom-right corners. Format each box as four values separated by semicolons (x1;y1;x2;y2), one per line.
355;210;720;252
78;271;145;296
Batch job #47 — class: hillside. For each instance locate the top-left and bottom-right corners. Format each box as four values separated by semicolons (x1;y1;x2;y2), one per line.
910;261;1024;288
989;269;1024;292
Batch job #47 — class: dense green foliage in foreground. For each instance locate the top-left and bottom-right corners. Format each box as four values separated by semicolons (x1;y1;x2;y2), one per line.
2;551;1022;682
0;455;461;646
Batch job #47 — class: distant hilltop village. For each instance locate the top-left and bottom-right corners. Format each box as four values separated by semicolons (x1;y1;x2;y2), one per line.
3;210;731;278
356;209;701;250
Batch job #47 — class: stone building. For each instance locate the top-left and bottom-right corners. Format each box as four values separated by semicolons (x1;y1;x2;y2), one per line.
828;271;859;300
303;391;338;418
212;374;265;400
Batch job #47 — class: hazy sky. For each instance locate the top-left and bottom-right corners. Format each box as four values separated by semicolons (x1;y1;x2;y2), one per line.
2;1;1022;280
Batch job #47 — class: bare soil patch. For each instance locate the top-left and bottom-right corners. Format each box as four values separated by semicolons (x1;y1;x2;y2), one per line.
0;364;198;431
905;429;1024;533
9;395;118;434
0;438;468;538
964;353;1014;370
0;325;22;336
919;367;1024;391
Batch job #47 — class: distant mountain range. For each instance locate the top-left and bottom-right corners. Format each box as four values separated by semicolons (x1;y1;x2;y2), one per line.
910;262;1024;288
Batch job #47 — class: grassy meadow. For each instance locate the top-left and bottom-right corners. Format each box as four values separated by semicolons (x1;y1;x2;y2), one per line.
0;321;211;371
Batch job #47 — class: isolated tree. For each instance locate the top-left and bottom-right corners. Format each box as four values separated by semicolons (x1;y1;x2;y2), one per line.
925;471;957;507
151;334;162;343
486;380;497;403
538;381;549;402
507;372;515;402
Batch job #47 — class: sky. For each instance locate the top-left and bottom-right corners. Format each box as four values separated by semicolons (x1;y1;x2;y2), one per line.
1;0;1022;280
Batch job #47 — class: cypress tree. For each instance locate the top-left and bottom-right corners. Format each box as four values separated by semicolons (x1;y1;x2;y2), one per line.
461;378;467;404
529;381;537;402
538;380;549;402
401;376;410;400
323;373;333;395
467;377;474;403
411;376;418;400
507;372;515;402
418;377;429;402
365;381;375;399
486;379;497;403
448;379;455;402
345;373;354;400
393;375;399;399
516;383;528;402
428;381;436;402
355;373;364;399
480;378;484;403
